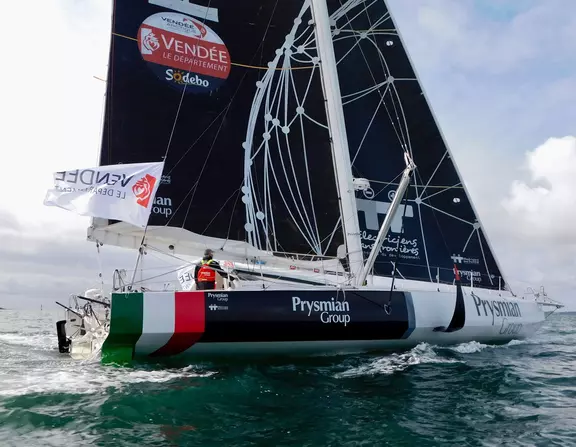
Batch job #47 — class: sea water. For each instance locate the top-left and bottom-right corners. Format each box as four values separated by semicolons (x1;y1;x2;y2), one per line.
1;309;575;446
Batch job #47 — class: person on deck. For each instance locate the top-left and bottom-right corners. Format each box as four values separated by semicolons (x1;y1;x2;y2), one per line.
194;249;231;290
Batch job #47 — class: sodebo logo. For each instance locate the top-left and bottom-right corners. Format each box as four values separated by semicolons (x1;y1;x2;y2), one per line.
165;69;210;88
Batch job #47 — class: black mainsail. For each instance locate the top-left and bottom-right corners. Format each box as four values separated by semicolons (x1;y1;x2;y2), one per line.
92;0;345;265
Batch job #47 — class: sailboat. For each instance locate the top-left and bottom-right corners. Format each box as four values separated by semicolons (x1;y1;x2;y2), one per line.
47;0;563;363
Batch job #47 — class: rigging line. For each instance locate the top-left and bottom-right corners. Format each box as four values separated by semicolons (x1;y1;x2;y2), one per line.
365;38;411;151
258;63;320;250
177;5;288;235
128;265;185;287
389;81;413;157
369;180;463;189
477;231;495;287
420;183;463;202
264;134;320;252
110;33;313;71
366;171;403;199
165;106;229;177
341;79;388;104
419;169;487;288
336;3;410;152
246;61;283;249
281;61;322;252
129;1;216;287
356;26;411;154
350;83;391;165
245;0;286;249
164;83;246;229
201;186;242;235
420;201;473;226
295;102;323;252
163;0;215;161
413;176;434;283
223;180;244;247
180;108;230;229
337;0;380;32
333;32;406;150
144;248;189;267
146;245;199;267
144;246;241;283
256;0;280;69
262;142;272;251
321;216;342;257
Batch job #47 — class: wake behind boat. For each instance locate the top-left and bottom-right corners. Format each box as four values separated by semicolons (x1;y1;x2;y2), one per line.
47;0;562;364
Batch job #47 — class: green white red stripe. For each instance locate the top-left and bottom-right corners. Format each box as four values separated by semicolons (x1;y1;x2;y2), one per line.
101;291;206;364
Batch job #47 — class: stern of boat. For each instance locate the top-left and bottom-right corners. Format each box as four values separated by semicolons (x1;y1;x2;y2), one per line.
55;290;111;360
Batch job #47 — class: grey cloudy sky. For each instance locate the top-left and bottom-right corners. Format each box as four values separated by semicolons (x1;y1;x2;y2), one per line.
0;0;574;310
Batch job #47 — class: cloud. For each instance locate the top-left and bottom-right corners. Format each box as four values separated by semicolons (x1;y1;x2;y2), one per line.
503;136;576;242
0;0;111;227
0;211;184;309
0;210;21;233
482;136;576;302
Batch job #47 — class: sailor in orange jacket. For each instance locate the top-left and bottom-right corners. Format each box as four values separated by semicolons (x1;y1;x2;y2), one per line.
194;248;231;290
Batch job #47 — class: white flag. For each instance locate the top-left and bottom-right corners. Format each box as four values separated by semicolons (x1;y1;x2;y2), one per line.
43;161;165;228
177;265;197;291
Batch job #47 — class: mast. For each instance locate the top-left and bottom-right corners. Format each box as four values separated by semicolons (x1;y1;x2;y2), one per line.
309;0;364;281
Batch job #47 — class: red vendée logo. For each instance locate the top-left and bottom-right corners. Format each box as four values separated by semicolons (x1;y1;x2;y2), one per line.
132;174;157;207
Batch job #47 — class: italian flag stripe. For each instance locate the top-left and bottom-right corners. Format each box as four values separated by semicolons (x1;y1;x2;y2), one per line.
101;291;206;364
134;292;176;356
150;291;206;357
101;292;144;364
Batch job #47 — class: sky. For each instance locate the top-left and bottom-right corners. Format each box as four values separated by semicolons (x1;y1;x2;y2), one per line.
0;0;574;310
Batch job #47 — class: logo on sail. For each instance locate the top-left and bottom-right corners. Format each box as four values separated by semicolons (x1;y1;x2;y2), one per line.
356;189;420;261
137;11;231;94
140;28;160;54
451;254;480;265
151;196;172;217
133;174;157;208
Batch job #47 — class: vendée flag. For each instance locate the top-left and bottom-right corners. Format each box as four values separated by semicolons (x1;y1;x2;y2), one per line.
177;265;196;291
43;161;165;228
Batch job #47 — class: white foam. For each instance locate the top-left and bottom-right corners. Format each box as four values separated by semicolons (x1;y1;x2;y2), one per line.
335;343;462;378
506;339;528;346
0;361;216;397
447;341;490;354
0;332;56;350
